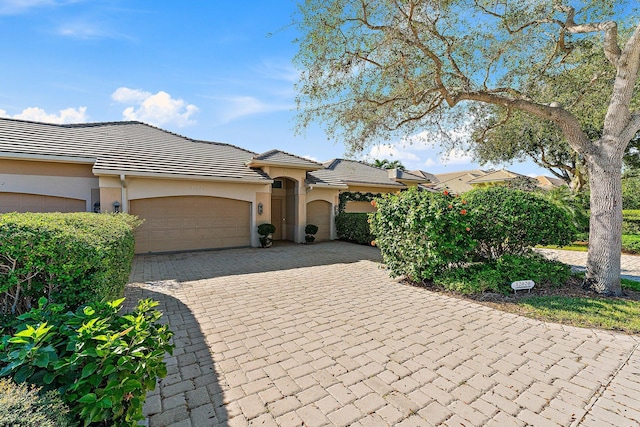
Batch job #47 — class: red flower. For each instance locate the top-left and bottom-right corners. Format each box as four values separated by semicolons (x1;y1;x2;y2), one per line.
443;190;449;195
466;227;471;231
460;209;467;215
371;240;376;247
371;200;376;207
448;204;453;209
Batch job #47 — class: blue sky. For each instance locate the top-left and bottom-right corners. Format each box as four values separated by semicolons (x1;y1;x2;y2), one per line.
0;0;549;175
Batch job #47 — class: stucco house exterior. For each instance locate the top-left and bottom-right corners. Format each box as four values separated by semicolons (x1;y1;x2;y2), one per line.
0;117;426;253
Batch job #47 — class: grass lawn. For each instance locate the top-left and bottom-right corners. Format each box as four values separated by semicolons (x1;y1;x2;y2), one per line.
509;279;640;334
516;295;640;334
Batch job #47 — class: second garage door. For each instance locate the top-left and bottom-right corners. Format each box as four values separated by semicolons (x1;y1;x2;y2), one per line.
130;196;251;253
306;200;332;242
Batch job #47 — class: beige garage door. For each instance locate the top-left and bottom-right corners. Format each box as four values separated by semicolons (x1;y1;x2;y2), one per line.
0;192;85;213
307;200;331;241
130;196;251;253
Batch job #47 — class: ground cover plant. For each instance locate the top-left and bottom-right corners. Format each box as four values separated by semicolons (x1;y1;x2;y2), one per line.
0;298;173;427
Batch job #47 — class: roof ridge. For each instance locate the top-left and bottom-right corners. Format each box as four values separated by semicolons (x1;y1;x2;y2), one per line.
254;149;324;166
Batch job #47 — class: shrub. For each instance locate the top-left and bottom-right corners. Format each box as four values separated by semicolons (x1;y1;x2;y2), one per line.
622;234;640;254
0;298;173;427
466;187;576;260
257;223;276;248
623;210;640;235
335;213;374;244
305;224;319;235
434;253;571;295
0;212;141;316
369;188;475;281
0;378;74;427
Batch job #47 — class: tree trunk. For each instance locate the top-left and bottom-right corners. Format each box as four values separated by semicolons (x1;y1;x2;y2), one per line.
584;148;624;296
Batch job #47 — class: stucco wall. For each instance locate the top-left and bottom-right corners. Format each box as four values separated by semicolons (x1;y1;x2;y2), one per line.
0;159;98;211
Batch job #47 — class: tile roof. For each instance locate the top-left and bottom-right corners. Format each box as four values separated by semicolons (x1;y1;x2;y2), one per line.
309;159;407;188
537;175;566;188
409;170;439;184
0;118;271;182
250;149;323;169
466;169;524;184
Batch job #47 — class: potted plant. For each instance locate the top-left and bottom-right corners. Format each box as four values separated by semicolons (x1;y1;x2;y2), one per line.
305;224;318;243
257;223;276;248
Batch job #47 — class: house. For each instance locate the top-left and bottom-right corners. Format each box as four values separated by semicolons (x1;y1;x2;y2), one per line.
0;118;427;253
536;175;567;190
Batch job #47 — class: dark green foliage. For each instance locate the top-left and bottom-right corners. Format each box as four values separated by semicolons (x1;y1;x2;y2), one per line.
466;187;576;260
434;253;571;295
257;223;276;248
622;210;640;235
622;175;640;209
257;223;276;236
622;234;640;254
0;213;141;316
305;224;319;235
544;186;590;233
369;188;475;281
304;224;318;243
0;298;173;427
0;378;74;427
335;213;375;245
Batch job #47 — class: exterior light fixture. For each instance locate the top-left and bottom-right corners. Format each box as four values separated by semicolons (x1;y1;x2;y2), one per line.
258;202;263;215
113;201;121;213
93;202;101;213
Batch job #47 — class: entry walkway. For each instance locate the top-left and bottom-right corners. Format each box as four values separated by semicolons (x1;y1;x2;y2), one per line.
127;242;640;426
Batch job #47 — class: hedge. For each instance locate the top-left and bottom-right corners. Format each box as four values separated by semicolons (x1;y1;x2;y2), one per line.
335;212;375;244
0;212;141;317
466;187;576;260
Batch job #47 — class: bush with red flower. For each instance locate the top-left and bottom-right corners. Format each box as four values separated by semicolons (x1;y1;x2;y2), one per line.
368;187;475;281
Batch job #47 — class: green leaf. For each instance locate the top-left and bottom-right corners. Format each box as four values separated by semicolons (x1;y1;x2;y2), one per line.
78;392;97;404
43;371;57;384
33;351;50;368
81;362;98;378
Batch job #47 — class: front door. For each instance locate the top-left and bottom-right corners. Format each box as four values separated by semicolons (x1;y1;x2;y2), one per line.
271;197;284;240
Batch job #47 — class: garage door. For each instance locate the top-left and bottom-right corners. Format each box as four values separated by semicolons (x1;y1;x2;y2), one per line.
0;192;85;213
130;196;251;253
307;200;331;241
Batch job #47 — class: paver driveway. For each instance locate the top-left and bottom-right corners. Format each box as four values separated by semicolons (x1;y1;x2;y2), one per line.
126;241;640;427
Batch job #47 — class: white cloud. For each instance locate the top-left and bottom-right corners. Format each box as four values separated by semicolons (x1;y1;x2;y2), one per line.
440;148;474;165
111;87;198;127
212;95;292;123
0;0;78;15
0;106;88;124
303;154;318;162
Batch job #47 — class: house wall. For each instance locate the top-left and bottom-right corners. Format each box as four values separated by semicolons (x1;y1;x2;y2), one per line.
342;185;400;214
0;159;98;212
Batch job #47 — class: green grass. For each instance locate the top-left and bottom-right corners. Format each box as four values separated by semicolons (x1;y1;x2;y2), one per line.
536;243;588;252
622;277;640;291
517;296;640;334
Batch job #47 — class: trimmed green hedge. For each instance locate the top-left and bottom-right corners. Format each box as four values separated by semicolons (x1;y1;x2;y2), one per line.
623;210;640;235
335;212;375;245
0;212;141;317
622;234;640;254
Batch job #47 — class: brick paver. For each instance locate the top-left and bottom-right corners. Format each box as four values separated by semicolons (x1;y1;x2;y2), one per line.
126;242;640;426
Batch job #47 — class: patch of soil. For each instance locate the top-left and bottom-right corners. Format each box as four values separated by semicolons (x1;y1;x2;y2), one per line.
402;275;640;316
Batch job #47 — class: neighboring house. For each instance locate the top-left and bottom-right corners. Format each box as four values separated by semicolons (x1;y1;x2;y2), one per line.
466;169;538;188
432;169;489;194
536;175;567;190
0;118;428;253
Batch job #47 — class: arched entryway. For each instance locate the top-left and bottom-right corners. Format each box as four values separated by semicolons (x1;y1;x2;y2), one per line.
270;177;298;241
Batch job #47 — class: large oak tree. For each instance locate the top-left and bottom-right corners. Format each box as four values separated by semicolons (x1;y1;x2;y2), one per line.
294;0;640;296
